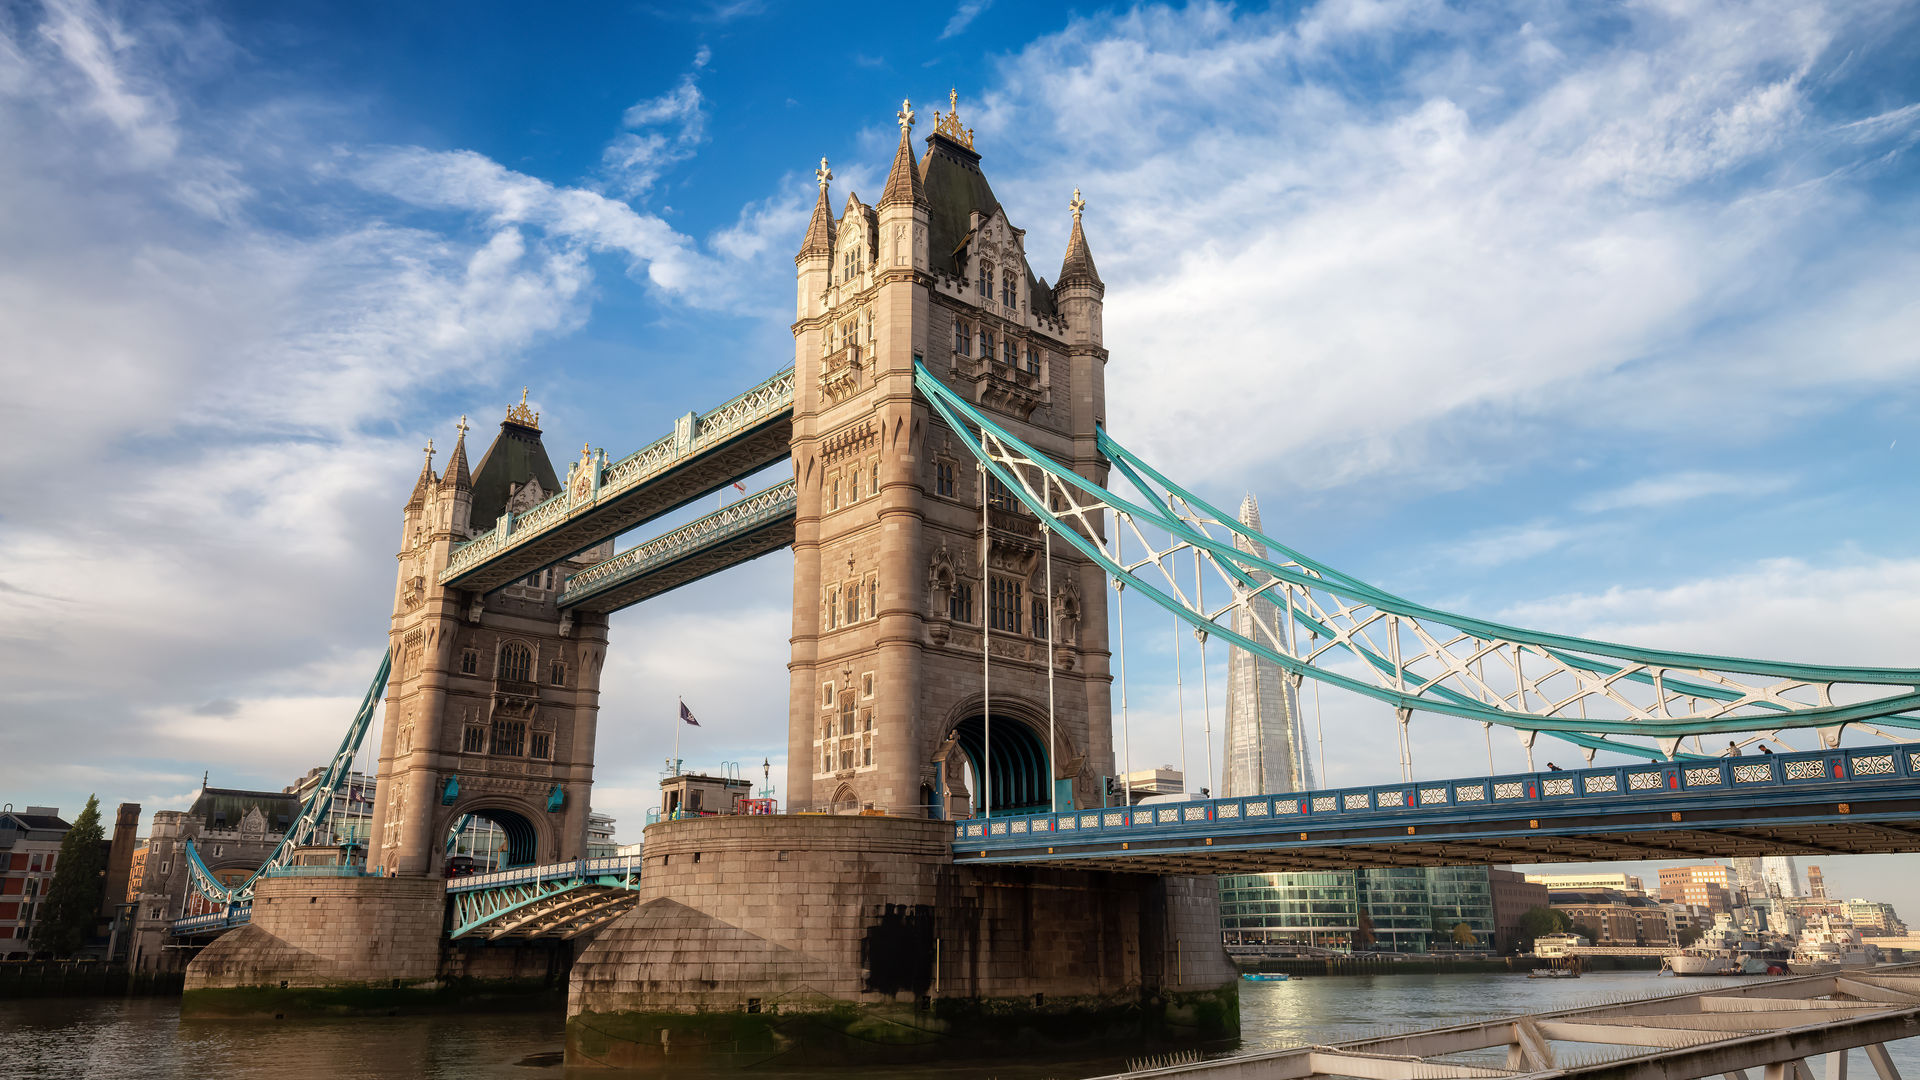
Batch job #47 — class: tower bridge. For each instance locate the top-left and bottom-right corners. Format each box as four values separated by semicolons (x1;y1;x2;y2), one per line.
176;93;1920;1070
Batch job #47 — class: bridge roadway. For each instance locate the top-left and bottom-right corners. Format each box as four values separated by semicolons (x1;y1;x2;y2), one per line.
1096;965;1920;1080
952;744;1920;873
441;368;794;595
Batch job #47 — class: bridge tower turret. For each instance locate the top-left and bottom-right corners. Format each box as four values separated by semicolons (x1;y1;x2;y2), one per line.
369;402;611;877
785;93;1113;816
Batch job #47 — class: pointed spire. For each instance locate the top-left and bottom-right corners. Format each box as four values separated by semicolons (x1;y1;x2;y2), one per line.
1234;492;1269;560
881;99;927;210
798;157;835;259
442;415;471;492
1058;187;1102;288
407;437;437;510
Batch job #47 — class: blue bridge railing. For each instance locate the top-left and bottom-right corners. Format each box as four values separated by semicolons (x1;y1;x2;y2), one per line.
954;743;1920;852
169;907;252;936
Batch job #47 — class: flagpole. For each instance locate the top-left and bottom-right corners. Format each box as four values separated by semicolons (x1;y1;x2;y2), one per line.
674;695;682;776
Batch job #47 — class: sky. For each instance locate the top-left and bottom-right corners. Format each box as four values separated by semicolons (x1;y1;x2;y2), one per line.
3;0;1919;908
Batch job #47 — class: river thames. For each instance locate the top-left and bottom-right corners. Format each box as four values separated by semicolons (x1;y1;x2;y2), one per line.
5;971;1917;1079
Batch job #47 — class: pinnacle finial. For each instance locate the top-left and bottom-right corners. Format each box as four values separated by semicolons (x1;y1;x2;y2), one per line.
455;415;469;440
422;437;435;462
1070;188;1085;221
898;98;914;131
934;88;975;149
504;387;541;430
816;157;832;190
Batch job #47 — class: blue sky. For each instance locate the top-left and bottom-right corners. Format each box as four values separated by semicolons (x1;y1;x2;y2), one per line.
4;0;1920;908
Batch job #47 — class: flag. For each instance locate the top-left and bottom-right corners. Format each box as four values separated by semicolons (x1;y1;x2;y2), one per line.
733;481;746;493
679;701;700;727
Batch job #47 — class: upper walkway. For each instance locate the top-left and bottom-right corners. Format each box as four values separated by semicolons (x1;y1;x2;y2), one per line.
557;480;796;613
441;368;794;594
953;743;1920;874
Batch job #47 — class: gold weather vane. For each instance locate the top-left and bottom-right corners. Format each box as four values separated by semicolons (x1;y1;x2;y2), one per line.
1070;188;1085;221
898;98;914;132
816;157;832;190
504;387;541;430
934;88;974;149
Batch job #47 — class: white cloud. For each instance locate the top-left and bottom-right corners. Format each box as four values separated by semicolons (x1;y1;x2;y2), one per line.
1576;470;1795;513
941;0;993;40
971;0;1920;494
1451;521;1577;568
606;48;712;198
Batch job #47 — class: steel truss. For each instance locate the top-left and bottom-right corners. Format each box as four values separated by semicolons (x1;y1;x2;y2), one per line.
184;651;392;906
914;363;1920;762
447;858;644;940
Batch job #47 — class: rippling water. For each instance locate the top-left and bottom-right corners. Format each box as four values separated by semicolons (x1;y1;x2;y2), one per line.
4;972;1916;1079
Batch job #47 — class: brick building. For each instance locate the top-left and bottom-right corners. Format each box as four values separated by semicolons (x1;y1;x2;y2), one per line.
1549;889;1674;947
1489;868;1550;951
0;806;69;956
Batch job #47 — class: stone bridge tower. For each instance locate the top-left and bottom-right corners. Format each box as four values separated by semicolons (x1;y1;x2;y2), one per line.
370;400;612;876
786;95;1113;815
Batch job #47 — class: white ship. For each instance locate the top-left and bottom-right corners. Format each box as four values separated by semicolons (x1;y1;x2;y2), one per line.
1662;920;1782;976
1788;919;1880;974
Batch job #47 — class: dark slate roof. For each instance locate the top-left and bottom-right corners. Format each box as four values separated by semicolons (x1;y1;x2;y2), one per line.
0;812;70;833
189;787;298;832
469;418;561;532
920;132;1001;279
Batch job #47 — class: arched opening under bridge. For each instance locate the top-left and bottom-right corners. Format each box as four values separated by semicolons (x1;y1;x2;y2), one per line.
948;713;1052;818
445;807;540;869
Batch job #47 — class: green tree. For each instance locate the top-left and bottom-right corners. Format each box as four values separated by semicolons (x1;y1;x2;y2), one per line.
1517;905;1571;947
29;795;106;957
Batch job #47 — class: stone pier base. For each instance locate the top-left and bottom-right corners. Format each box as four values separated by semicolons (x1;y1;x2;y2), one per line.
181;874;570;1018
566;815;1238;1069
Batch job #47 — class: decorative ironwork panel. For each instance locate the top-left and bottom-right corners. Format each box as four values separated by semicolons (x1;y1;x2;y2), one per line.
1493;782;1526;800
1542;777;1575;796
1273;800;1298;815
1217;803;1240;819
1312;796;1337;812
1419;787;1449;805
989;822;1008;836
1011;820;1028;833
1784;760;1825;781
1183;806;1207;821
1851;754;1896;776
1343;793;1370;810
1157;808;1178;823
1684;766;1723;787
1375;790;1405;808
1250;801;1274;816
1454;784;1486;802
1057;816;1076;830
1732;763;1775;784
1628;771;1662;790
1583;774;1619;794
1133;810;1154;826
1080;813;1100;828
1104;812;1126;827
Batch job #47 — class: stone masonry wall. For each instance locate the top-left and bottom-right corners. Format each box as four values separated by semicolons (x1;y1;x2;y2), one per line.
570;814;1235;1016
185;875;444;992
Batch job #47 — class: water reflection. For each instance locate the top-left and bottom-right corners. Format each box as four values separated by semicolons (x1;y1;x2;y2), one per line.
3;973;1917;1079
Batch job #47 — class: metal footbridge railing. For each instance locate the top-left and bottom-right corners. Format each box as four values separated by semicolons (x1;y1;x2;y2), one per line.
557;480;796;613
445;854;645;941
954;741;1920;873
441;368;795;594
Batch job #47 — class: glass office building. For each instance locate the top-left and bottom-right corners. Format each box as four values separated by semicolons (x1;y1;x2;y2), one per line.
1221;866;1496;954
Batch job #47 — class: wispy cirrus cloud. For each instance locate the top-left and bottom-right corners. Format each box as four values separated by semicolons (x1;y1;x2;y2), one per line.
1576;470;1796;513
941;0;994;40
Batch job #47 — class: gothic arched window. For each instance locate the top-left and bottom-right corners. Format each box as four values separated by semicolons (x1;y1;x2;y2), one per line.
954;319;969;356
499;643;532;682
977;264;991;297
1000;269;1014;306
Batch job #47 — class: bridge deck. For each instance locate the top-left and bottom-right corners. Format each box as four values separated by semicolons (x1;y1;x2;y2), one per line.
954;745;1920;873
441;368;794;594
1098;966;1920;1080
557;481;795;613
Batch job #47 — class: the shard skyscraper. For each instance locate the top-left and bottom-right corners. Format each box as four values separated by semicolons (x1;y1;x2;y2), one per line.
1222;493;1315;796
